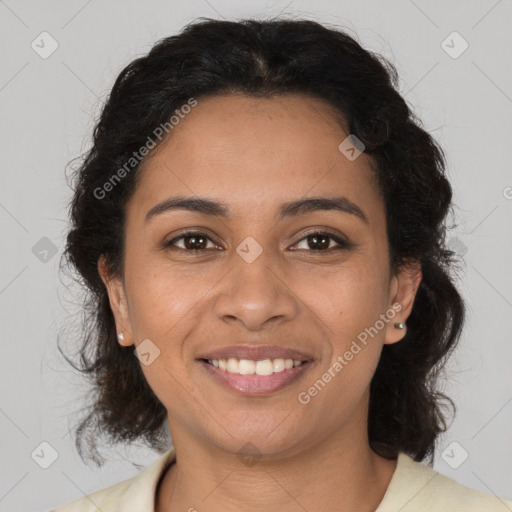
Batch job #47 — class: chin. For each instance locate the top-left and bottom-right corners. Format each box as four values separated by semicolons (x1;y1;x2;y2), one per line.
211;417;305;457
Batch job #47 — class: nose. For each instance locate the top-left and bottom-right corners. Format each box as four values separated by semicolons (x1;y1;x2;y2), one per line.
212;252;299;332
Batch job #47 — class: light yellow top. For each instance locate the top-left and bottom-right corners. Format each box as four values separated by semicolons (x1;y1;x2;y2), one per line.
50;448;512;511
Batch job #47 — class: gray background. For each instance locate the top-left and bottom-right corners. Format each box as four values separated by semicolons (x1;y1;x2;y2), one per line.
0;0;511;510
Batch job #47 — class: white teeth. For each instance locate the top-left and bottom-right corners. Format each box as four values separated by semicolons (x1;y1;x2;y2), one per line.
238;359;255;375
255;359;274;376
227;357;239;373
273;358;285;373
207;357;305;375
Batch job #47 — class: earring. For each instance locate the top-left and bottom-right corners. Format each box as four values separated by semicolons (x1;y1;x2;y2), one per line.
117;332;125;341
394;323;406;329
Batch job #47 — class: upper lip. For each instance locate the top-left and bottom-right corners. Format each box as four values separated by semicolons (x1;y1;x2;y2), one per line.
196;345;314;362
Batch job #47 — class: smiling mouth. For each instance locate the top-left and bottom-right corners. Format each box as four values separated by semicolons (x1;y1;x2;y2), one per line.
198;357;313;395
202;357;307;375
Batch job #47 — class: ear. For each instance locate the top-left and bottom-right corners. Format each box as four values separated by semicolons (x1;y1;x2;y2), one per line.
98;255;134;347
384;259;422;345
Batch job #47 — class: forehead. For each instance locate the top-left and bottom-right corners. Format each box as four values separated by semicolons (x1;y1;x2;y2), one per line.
128;93;381;224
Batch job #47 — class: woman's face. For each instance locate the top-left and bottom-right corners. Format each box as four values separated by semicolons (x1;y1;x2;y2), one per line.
100;93;421;458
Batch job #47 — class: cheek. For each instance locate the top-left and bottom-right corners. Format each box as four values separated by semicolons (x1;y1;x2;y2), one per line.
126;260;203;337
126;266;205;410
122;264;204;400
298;268;387;427
304;259;389;395
306;259;389;341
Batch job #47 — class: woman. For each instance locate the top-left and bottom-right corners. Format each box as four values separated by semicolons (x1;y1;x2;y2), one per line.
52;17;511;512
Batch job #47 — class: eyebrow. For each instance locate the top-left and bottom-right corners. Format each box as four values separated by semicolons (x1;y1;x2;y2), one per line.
144;195;369;225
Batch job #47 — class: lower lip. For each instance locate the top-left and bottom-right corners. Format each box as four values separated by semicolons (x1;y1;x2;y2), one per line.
198;360;313;395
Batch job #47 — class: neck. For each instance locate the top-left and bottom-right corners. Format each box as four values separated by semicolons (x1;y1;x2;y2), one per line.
155;422;397;512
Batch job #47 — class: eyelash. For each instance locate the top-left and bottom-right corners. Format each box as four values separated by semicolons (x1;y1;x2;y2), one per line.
163;230;353;253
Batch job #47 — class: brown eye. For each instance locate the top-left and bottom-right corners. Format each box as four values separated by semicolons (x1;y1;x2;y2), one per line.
306;233;330;250
163;230;352;254
164;231;217;251
293;231;352;252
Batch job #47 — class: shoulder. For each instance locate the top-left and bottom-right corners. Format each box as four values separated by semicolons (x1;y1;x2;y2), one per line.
377;451;512;512
50;478;133;512
49;448;176;512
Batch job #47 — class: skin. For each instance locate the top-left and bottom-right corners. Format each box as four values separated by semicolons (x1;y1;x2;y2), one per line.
99;93;422;512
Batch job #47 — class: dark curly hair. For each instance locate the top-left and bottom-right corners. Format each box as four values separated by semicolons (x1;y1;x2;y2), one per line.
59;17;465;468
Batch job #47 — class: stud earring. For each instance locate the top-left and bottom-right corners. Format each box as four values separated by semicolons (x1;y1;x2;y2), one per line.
117;332;125;342
394;323;406;329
